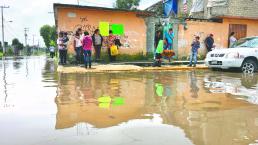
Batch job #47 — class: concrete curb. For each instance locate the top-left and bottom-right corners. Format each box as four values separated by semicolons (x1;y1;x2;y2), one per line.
57;64;209;73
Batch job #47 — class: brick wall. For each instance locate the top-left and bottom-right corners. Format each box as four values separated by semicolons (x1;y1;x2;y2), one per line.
226;0;258;18
177;0;258;19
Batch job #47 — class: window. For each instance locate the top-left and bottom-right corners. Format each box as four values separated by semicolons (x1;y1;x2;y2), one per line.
233;37;258;48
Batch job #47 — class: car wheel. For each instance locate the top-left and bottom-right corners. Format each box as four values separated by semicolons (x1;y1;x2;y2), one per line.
241;59;257;74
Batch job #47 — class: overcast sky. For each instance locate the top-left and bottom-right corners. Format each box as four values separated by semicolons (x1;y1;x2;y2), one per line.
0;0;160;47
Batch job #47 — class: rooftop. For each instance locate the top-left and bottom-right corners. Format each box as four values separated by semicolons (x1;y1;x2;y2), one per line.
53;3;154;15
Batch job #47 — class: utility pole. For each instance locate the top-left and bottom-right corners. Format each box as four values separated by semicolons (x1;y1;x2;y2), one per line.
37;39;40;52
24;28;29;46
1;5;10;54
24;28;29;55
77;0;80;5
32;34;35;53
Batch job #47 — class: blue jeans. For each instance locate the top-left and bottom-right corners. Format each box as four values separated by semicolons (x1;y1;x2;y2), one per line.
189;52;198;65
166;43;172;50
83;50;92;67
75;46;82;64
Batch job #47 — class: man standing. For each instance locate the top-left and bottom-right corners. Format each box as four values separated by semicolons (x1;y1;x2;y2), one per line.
165;28;174;50
188;36;200;67
204;34;214;52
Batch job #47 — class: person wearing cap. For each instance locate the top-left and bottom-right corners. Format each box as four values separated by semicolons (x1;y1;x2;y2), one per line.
204;34;214;52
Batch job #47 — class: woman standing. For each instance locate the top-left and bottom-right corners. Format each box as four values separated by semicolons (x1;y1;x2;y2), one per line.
82;31;93;69
92;29;103;61
57;32;65;65
108;30;117;62
229;32;237;48
74;32;83;64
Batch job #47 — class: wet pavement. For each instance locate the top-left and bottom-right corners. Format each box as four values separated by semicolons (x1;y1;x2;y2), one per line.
1;56;258;145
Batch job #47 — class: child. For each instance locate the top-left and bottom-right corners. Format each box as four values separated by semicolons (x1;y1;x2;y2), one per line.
82;31;93;69
153;39;166;67
188;36;200;67
49;45;55;58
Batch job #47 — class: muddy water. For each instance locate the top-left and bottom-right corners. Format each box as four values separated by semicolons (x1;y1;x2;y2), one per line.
1;57;258;145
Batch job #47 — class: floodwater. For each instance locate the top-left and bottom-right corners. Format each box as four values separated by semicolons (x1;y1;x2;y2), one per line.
1;57;258;145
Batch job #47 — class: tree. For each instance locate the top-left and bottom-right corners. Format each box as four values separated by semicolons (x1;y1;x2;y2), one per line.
12;38;20;46
12;38;23;49
115;0;141;10
40;25;57;48
12;38;24;55
0;42;2;51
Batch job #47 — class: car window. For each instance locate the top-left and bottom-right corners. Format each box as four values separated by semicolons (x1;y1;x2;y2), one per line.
233;38;258;48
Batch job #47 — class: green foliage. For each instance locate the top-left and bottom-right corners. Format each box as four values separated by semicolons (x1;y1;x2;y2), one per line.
12;38;24;50
0;52;3;58
100;52;153;63
40;25;57;48
115;0;141;10
12;38;19;46
116;53;153;62
6;48;14;56
198;54;206;60
179;54;206;61
65;51;153;64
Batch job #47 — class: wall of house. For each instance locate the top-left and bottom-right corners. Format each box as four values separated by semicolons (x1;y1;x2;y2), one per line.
227;0;258;18
177;18;258;58
56;7;147;54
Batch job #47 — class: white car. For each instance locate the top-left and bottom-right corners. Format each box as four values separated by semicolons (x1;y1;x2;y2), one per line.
205;36;258;73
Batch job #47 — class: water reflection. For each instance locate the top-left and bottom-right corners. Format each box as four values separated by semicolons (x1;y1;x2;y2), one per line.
56;71;258;145
1;56;258;145
2;59;8;107
204;72;258;104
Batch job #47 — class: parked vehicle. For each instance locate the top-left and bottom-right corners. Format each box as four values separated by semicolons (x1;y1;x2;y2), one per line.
205;36;258;73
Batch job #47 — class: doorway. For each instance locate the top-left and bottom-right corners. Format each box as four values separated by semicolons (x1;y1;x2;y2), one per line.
229;24;247;40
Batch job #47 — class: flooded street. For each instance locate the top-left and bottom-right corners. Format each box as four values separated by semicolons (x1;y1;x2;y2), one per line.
1;57;258;145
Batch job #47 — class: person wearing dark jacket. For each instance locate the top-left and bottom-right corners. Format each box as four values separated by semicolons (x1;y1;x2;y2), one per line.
155;31;162;49
92;29;103;61
188;36;200;67
204;34;214;52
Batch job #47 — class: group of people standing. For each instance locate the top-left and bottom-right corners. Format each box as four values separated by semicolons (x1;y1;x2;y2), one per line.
72;28;103;68
188;32;237;67
154;28;238;67
56;28;120;69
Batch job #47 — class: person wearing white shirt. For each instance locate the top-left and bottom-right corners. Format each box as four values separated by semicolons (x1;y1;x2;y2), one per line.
74;32;83;64
229;32;237;48
49;45;55;58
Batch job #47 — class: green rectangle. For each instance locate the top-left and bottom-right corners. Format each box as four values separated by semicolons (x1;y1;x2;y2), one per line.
99;22;110;36
111;24;124;35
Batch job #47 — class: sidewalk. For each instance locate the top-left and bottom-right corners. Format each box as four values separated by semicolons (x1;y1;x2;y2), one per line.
57;61;208;73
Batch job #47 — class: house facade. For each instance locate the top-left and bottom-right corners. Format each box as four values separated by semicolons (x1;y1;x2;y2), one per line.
147;0;258;58
54;3;153;55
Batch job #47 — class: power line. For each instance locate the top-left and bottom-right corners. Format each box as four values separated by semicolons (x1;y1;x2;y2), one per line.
4;21;23;39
